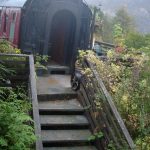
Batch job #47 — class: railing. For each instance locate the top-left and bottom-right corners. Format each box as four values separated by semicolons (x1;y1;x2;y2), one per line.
76;57;135;149
28;55;43;150
96;41;115;48
0;54;43;150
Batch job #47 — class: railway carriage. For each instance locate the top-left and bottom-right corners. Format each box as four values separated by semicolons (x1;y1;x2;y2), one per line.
0;0;91;67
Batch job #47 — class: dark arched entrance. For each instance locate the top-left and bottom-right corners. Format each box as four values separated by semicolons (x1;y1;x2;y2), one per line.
49;10;76;66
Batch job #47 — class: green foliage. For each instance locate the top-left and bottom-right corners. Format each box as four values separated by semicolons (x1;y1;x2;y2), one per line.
93;6;136;43
135;136;150;150
107;141;116;150
101;15;114;43
35;54;49;63
113;24;123;39
113;7;135;36
35;54;48;69
0;39;21;54
0;99;35;150
125;32;150;49
78;50;150;149
113;23;125;47
0;63;15;82
0;64;36;150
88;131;103;141
93;7;114;43
87;5;150;149
144;34;150;46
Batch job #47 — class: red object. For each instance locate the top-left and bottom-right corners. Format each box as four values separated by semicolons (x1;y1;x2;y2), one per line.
115;46;124;53
0;7;21;47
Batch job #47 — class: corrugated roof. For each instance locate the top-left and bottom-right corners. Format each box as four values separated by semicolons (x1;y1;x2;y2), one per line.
0;0;27;7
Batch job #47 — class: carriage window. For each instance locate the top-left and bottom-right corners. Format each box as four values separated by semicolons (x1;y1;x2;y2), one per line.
12;13;16;22
4;13;8;33
0;10;2;23
0;10;2;29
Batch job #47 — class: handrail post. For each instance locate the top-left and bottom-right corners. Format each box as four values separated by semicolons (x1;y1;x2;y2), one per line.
29;55;43;150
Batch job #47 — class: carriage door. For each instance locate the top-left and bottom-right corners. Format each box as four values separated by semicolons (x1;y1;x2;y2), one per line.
49;10;76;66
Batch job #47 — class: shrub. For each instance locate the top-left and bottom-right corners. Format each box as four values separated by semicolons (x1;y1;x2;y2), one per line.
0;64;36;150
79;50;150;149
0;39;21;54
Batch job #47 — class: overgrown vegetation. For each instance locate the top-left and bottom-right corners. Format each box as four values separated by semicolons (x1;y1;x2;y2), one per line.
0;43;36;149
35;54;48;69
93;6;150;45
78;23;150;149
0;39;21;54
0;88;36;150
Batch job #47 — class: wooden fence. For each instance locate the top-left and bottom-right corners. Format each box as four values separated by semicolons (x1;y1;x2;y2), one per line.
77;57;135;150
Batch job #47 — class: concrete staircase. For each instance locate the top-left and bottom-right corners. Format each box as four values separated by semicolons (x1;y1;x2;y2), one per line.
37;75;97;150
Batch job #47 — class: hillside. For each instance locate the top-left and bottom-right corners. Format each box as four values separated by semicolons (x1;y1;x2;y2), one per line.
86;0;150;34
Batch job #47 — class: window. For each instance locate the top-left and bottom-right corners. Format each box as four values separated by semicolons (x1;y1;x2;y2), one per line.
4;13;8;33
0;10;2;23
12;13;16;22
0;10;2;29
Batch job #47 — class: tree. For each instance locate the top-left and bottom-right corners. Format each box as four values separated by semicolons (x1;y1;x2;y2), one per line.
92;6;114;43
90;6;104;44
113;7;135;37
125;32;146;49
113;23;125;47
145;34;150;47
125;33;150;49
102;15;114;43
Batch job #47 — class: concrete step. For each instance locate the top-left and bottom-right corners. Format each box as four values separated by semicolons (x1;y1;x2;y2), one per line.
39;108;85;115
39;98;84;115
40;115;89;129
42;129;92;144
38;91;77;101
43;146;97;150
47;65;70;74
39;99;82;110
38;87;75;96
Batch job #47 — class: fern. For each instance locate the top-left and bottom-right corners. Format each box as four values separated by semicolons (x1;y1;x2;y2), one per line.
0;57;36;150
